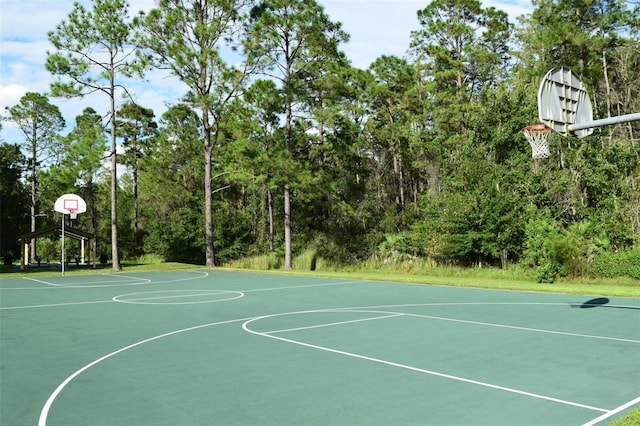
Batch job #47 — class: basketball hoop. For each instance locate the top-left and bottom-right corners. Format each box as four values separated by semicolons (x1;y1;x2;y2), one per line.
53;193;87;277
523;124;553;159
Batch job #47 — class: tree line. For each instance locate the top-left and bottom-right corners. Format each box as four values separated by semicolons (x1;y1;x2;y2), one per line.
1;0;639;282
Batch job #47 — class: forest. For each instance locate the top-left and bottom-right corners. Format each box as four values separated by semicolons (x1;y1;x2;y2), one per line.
1;0;639;283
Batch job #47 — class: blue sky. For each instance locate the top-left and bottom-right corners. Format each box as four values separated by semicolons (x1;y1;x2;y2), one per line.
0;0;533;143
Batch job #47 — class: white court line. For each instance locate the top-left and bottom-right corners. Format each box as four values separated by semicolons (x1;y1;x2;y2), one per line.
22;277;58;287
38;317;252;426
19;275;151;288
116;290;240;302
266;313;403;334
0;300;113;311
2;271;209;292
243;313;610;414
113;290;245;305
581;396;640;426
397;311;640;344
241;280;362;293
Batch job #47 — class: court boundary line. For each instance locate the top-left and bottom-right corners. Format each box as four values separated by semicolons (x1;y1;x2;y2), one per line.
266;313;403;334
331;303;640;343
0;300;113;311
243;311;610;414
241;280;363;293
397;310;640;343
1;271;209;290
22;277;59;287
113;289;244;305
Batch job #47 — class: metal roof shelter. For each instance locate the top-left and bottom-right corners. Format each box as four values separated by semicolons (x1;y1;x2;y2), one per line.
20;225;96;270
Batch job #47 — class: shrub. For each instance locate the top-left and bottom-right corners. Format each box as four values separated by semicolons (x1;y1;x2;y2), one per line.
592;247;640;280
534;263;557;283
137;254;165;264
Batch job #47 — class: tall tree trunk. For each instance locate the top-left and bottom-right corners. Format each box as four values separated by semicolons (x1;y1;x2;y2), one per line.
110;80;121;271
284;94;293;269
284;184;292;269
267;182;274;252
204;110;215;267
133;161;139;248
602;51;614;147
30;123;37;262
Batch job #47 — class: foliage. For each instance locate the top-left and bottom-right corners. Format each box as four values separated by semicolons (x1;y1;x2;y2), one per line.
4;92;65;228
47;0;143;271
136;0;256;267
592;247;640;280
5;0;639;285
0;142;29;257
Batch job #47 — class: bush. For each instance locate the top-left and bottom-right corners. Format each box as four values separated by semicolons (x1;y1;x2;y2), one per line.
226;253;282;270
534;263;557;283
137;254;165;264
592;247;640;280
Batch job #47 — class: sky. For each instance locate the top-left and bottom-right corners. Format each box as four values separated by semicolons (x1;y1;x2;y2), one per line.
0;0;533;143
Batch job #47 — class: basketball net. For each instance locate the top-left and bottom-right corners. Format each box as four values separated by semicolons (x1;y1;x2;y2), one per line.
523;124;552;159
69;210;78;220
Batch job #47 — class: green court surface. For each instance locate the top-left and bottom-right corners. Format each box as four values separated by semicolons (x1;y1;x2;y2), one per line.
1;270;638;426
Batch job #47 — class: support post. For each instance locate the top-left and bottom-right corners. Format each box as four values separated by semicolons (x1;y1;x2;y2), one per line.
568;113;640;133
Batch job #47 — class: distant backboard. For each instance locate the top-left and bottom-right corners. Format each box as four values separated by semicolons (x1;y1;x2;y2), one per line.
54;193;87;216
538;67;593;138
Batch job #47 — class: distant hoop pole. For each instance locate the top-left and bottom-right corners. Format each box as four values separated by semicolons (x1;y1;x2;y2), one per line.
567;112;640;133
61;213;65;276
61;209;78;277
55;194;86;277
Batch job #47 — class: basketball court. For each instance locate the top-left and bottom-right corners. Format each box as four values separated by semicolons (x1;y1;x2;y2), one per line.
1;270;638;425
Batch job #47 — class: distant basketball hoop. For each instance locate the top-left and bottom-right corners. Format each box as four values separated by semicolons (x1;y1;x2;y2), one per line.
55;194;87;217
54;194;87;276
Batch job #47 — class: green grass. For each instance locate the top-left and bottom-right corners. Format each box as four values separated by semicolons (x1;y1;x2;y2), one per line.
608;407;640;425
225;253;640;298
4;256;638;298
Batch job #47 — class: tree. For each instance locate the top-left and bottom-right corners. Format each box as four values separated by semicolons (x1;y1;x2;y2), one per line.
367;56;417;214
43;107;108;240
411;0;512;103
116;102;158;251
136;0;255;267
4;92;64;261
0;140;29;259
249;0;349;269
139;104;204;262
47;0;141;271
517;0;634;80
235;79;283;252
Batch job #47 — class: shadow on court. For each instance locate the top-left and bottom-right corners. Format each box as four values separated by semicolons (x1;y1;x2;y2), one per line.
574;297;640;310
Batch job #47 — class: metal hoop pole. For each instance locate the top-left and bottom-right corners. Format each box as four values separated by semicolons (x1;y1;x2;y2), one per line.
568;113;640;132
61;213;65;277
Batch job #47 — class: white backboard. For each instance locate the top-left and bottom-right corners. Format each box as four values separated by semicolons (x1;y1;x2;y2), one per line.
54;193;87;215
538;67;593;138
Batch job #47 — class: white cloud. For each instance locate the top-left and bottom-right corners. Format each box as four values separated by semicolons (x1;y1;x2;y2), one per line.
0;84;30;114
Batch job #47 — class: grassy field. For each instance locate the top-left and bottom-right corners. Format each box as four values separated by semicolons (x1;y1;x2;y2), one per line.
2;258;639;298
609;408;640;426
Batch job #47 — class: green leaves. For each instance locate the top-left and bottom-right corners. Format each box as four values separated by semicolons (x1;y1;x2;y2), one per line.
47;0;141;97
